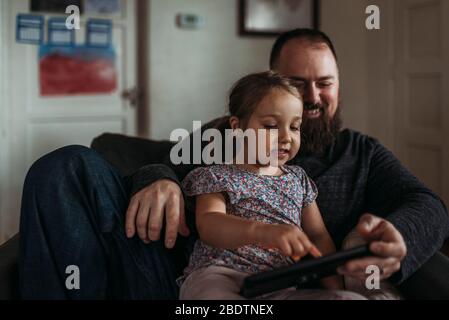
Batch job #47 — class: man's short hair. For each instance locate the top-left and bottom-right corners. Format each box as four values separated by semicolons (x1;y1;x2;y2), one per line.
269;28;338;69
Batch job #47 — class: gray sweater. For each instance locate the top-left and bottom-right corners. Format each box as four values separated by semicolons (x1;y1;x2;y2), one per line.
126;128;449;284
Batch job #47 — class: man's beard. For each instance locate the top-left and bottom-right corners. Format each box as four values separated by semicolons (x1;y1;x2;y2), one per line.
299;102;343;157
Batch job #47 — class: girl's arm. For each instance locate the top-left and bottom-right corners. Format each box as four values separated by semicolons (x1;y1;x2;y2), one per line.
196;193;323;259
301;201;335;256
195;192;260;249
301;201;345;290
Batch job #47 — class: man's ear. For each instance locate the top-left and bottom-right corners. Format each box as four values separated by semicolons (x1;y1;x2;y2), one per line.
229;116;240;130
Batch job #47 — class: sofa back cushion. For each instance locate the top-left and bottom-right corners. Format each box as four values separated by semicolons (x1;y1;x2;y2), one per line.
91;133;175;177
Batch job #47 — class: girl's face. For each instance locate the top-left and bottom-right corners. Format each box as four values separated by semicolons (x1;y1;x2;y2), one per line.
231;89;303;167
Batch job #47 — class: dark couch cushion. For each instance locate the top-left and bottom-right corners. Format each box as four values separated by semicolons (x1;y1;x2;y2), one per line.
0;235;19;299
91;133;175;177
398;252;449;299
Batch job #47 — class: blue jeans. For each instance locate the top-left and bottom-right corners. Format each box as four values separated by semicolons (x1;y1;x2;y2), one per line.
19;145;194;299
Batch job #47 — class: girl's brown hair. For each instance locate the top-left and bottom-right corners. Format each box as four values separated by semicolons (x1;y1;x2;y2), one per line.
215;71;302;131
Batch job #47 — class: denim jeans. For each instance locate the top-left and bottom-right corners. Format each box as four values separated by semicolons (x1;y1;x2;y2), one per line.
19;145;194;299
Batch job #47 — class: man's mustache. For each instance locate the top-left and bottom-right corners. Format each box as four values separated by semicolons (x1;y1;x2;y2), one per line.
303;102;328;112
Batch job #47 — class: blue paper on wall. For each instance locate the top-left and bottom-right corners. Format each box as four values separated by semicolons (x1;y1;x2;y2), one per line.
86;19;112;48
16;14;44;44
48;17;75;46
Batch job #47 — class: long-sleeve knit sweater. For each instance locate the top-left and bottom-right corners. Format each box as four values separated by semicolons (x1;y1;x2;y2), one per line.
126;126;449;284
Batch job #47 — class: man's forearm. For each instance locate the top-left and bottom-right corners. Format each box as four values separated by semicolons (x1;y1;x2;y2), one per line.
125;163;180;196
387;191;449;284
367;140;449;284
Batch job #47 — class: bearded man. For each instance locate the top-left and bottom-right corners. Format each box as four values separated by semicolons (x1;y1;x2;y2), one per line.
19;29;449;299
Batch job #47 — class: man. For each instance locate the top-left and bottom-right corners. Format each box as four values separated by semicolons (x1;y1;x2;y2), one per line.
19;29;449;299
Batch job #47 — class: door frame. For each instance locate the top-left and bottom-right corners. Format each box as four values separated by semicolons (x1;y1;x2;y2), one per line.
0;0;12;244
137;0;150;137
365;0;396;153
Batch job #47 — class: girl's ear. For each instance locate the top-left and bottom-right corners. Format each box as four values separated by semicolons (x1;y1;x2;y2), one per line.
229;116;240;130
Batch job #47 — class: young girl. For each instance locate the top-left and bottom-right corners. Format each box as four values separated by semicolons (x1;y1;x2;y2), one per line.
177;71;365;300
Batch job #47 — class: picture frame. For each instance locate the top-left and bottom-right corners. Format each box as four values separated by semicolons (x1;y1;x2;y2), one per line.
239;0;320;36
30;0;84;14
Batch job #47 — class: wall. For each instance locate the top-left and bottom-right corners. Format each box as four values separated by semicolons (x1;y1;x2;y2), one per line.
320;0;370;135
148;0;273;140
147;0;371;140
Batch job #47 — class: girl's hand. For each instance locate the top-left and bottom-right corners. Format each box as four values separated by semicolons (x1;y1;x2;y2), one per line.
252;223;322;260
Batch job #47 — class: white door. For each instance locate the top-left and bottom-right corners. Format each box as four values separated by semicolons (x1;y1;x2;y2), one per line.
0;0;137;244
393;0;449;206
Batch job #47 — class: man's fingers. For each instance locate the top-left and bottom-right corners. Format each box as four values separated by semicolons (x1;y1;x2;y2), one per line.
178;197;190;237
357;214;391;244
338;263;398;281
148;200;164;241
357;214;383;234
344;256;395;272
164;195;180;248
337;269;369;280
370;241;406;259
342;256;398;276
125;198;139;238
136;199;151;242
358;213;378;227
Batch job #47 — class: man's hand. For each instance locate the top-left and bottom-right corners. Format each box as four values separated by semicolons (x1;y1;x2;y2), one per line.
125;179;190;248
337;214;407;280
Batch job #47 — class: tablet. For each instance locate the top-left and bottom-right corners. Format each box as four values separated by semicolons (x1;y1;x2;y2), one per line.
240;244;371;299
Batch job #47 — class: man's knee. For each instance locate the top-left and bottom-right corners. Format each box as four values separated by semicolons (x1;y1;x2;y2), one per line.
26;145;106;183
32;145;99;169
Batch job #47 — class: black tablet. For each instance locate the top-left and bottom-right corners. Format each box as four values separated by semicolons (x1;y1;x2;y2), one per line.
240;244;372;298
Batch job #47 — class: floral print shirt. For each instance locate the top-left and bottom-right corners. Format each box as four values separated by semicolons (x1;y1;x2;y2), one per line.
177;164;318;285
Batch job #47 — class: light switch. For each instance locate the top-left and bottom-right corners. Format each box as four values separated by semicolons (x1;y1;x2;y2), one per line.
176;14;205;30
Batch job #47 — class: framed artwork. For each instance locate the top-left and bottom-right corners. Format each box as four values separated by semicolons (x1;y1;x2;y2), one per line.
85;0;122;15
39;45;117;96
239;0;319;36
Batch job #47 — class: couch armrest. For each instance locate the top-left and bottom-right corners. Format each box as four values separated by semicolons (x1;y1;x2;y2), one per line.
398;252;449;300
0;234;19;300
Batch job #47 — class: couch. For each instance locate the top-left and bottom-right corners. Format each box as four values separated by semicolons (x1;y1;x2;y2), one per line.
1;133;449;299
